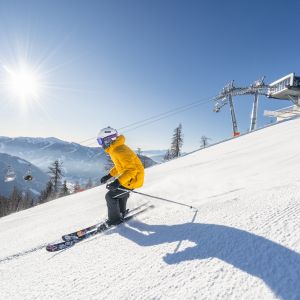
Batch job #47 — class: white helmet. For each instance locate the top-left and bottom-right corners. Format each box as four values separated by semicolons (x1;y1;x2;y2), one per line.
97;126;118;148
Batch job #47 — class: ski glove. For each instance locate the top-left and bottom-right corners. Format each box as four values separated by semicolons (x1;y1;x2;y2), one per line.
100;174;112;184
106;179;120;191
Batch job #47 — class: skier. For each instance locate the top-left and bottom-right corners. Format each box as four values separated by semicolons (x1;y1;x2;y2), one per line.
98;127;144;225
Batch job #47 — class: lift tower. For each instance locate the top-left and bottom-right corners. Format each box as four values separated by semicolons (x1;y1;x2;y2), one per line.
214;77;269;136
214;81;242;136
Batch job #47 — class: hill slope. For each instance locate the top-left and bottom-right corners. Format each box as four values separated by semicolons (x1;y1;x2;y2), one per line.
0;119;300;299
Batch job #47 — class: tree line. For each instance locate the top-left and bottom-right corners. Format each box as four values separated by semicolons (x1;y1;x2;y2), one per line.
0;187;34;218
163;124;211;161
0;160;94;218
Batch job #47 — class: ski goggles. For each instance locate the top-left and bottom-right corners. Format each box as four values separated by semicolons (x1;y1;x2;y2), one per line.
97;133;118;147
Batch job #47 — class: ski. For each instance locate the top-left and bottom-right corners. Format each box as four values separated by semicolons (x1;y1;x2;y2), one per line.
61;202;150;242
46;204;154;252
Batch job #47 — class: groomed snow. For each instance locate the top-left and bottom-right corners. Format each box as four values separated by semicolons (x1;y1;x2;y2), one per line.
1;118;300;299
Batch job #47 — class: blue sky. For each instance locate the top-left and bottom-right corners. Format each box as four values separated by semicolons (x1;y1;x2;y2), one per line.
0;0;299;151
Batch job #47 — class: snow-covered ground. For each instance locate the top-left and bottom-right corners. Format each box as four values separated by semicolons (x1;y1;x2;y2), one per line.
1;118;300;300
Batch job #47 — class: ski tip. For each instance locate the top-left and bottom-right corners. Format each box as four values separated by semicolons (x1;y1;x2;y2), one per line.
46;244;57;252
46;240;75;252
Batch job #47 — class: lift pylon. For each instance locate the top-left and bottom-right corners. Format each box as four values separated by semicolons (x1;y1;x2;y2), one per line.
214;77;269;136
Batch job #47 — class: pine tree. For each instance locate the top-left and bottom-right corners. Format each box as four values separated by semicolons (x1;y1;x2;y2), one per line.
170;123;184;158
60;180;70;197
48;160;63;195
40;180;54;203
0;196;9;217
163;149;172;161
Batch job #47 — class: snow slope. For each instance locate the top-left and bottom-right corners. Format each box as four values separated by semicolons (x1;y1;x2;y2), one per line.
1;119;300;299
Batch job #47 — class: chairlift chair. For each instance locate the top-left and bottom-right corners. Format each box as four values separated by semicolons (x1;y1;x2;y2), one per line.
24;164;33;181
4;166;16;182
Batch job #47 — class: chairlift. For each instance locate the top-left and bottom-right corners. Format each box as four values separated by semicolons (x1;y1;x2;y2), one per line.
4;165;16;182
24;164;33;181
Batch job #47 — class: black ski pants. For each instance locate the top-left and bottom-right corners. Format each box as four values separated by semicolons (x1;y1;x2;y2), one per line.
105;188;130;222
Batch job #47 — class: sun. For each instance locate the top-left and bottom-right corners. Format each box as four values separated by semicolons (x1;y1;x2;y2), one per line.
4;63;40;101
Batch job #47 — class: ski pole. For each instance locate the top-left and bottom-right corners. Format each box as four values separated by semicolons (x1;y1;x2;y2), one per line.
118;188;198;211
112;190;130;198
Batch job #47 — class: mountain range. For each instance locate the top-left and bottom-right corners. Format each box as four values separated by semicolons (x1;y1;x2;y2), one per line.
0;136;157;189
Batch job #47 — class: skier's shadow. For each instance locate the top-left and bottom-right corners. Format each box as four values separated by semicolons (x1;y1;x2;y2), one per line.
116;220;300;300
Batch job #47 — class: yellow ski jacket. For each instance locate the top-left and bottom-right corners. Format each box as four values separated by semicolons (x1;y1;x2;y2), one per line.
105;135;144;189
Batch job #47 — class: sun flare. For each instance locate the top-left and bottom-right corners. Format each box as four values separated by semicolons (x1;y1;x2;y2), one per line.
4;64;40;101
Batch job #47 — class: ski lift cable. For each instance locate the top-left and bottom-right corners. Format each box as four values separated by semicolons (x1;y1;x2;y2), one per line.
79;98;214;147
78;97;214;144
122;98;213;133
85;98;214;147
117;96;215;131
84;97;214;147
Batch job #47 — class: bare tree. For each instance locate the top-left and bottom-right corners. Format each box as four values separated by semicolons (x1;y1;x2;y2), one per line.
200;135;211;149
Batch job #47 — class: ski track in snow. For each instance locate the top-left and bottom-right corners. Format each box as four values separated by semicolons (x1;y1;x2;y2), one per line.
1;119;300;299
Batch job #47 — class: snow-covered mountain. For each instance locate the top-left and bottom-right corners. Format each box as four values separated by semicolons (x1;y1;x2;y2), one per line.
0;137;156;184
141;150;167;163
0;136;108;184
141;150;188;163
0;153;49;198
0;118;299;299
